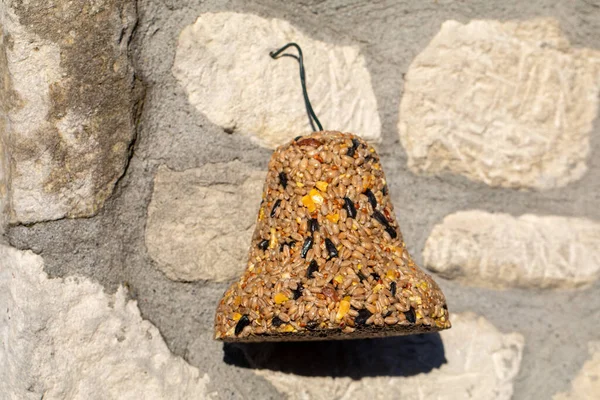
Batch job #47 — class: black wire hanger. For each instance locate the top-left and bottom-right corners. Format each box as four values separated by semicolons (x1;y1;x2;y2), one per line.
269;42;323;132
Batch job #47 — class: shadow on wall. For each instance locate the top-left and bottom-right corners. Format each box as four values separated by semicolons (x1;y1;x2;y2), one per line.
223;333;446;378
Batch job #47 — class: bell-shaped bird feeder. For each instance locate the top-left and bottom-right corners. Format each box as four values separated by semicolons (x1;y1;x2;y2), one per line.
214;43;450;342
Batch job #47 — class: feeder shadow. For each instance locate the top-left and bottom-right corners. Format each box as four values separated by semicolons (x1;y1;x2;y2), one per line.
223;333;446;379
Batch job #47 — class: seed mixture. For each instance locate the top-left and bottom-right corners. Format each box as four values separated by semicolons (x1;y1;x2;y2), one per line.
214;131;451;342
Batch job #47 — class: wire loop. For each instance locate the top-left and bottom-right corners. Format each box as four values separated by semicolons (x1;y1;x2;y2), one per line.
269;43;323;132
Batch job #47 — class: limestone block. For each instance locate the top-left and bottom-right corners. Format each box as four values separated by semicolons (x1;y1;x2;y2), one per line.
254;312;524;400
423;211;600;289
145;161;265;282
554;342;600;400
0;244;213;399
173;12;381;149
0;0;142;224
398;18;600;190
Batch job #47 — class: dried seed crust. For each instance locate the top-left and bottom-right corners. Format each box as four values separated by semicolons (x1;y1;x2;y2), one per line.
214;131;451;342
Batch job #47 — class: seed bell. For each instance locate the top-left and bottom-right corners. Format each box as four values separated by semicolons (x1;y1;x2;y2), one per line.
214;43;450;342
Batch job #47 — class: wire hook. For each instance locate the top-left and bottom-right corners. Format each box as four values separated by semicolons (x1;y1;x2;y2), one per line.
269;42;323;132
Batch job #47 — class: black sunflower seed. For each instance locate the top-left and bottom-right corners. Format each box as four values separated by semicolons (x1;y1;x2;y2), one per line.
270;199;281;217
390;281;397;296
371;272;380;281
293;283;304;300
385;226;398;239
294;135;302;141
443;304;448;310
306;321;318;331
365;154;377;163
325;238;338;259
364;188;377;209
258;239;269;251
346;138;360;157
357;271;367;282
278;172;288;189
235;315;251;335
300;236;313;258
343;197;357;218
354;309;372;326
308;218;319;233
271;316;284;327
404;307;416;324
372;210;388;226
382;185;388;196
306;260;319;278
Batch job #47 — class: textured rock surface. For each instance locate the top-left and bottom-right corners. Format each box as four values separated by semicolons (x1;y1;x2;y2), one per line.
554;342;600;400
423;211;600;289
172;12;381;149
254;312;524;400
0;244;212;399
0;0;142;224
398;18;600;190
4;1;600;400
0;245;209;399
146;161;265;282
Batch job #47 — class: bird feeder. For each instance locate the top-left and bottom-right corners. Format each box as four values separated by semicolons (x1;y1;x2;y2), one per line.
214;43;450;342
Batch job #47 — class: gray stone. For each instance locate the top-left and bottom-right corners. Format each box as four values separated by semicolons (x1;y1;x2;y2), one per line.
255;312;524;400
398;18;600;190
0;0;143;224
423;210;600;289
145;161;265;282
0;244;212;399
173;12;381;149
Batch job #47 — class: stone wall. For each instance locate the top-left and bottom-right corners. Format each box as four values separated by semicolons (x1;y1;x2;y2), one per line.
1;1;599;399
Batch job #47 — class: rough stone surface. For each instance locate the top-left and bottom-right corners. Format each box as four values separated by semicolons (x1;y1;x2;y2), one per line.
253;312;524;400
0;0;142;224
172;11;381;149
423;210;600;289
5;1;600;400
146;161;265;282
0;243;213;399
554;342;600;400
398;18;600;190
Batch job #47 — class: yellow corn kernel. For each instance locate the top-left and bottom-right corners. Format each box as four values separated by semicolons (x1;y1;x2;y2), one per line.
309;188;324;205
409;295;423;305
248;264;255;271
334;275;344;284
258;207;265;221
233;296;242;307
357;264;362;270
301;194;317;212
352;222;358;230
281;324;295;332
386;269;396;280
232;313;242;321
315;181;329;192
336;296;351;320
326;213;340;223
296;181;304;188
373;283;384;293
274;292;289;304
419;281;429;290
416;310;423;319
